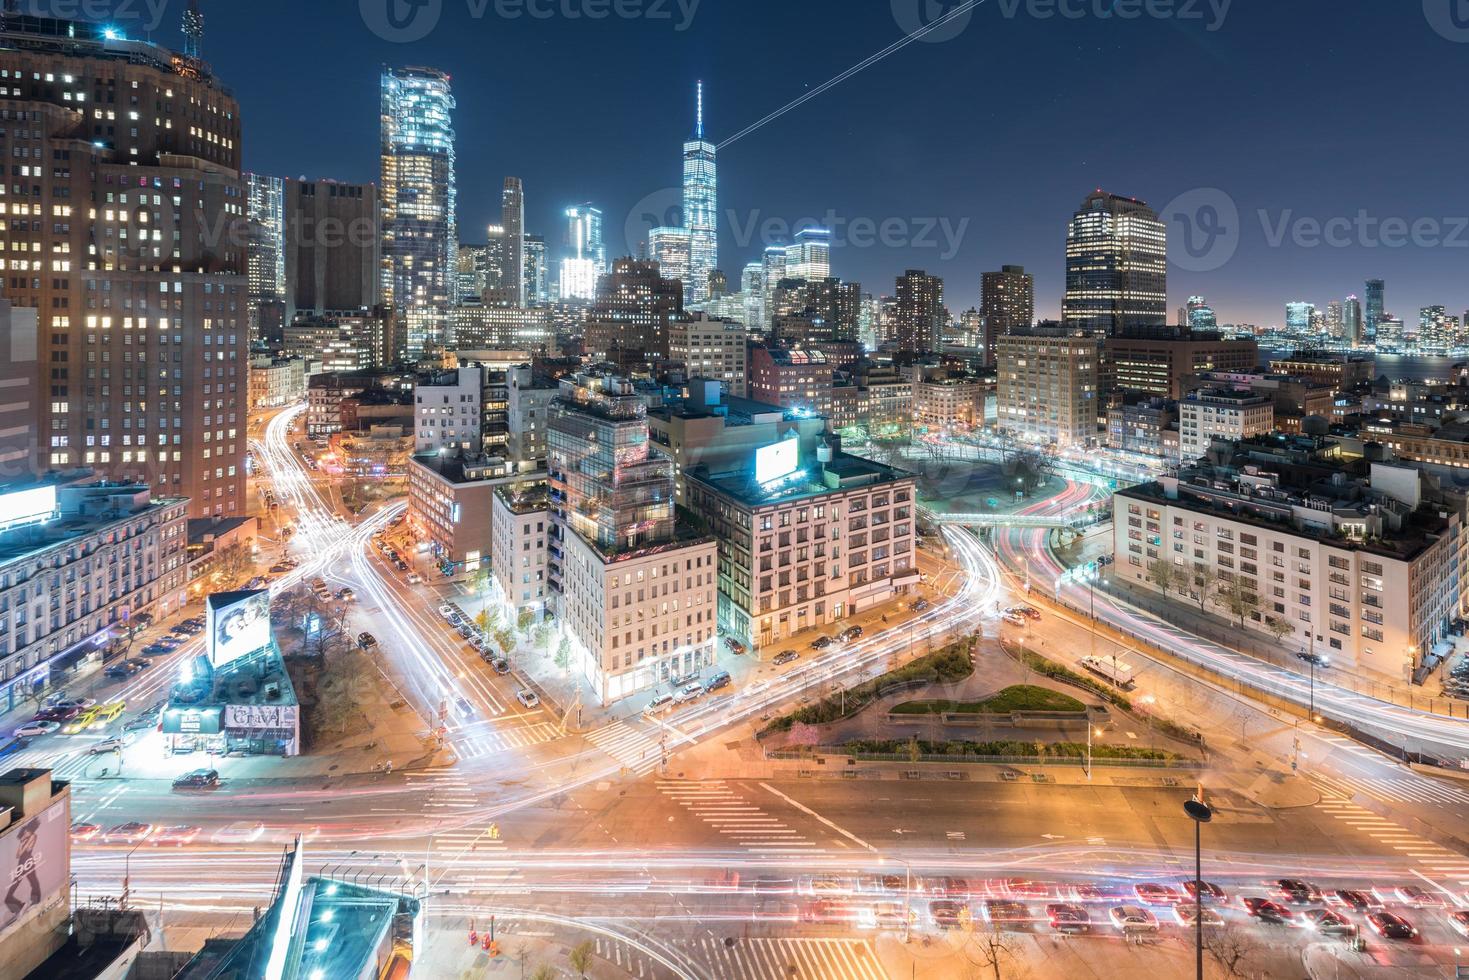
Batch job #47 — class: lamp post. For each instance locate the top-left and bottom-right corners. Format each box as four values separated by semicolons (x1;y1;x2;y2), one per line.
1184;797;1213;980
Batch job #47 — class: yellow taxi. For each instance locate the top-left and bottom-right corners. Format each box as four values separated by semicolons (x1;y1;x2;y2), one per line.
88;701;126;730
61;708;99;735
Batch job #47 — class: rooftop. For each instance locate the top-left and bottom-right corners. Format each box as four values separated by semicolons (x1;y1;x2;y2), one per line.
689;452;914;509
410;451;524;486
494;481;550;515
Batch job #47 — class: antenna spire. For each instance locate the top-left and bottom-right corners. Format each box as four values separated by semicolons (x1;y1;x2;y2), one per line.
696;80;704;140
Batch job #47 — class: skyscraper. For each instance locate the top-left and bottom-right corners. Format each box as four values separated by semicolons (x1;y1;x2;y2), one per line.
785;228;832;281
583;259;686;369
501;177;526;308
1342;295;1363;348
979;265;1035;367
683;82;717;303
246;174;286;343
381;66;457;357
1325;301;1343;338
524;234;548;306
647;227;692;299
560;204;606;302
1285;302;1315;334
286;179;380;320
741;262;765;334
1062;191;1167;335
1365;279;1385;342
760;246;787;331
895;270;946;354
0;14;247;517
1183;295;1217;330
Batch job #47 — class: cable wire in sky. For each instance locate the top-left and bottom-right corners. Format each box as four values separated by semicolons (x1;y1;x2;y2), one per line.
717;0;988;150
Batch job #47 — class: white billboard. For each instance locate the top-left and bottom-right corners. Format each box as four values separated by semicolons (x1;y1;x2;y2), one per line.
0;798;67;944
207;589;271;667
755;437;800;485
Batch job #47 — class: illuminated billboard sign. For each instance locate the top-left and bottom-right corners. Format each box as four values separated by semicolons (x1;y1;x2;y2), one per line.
0;485;56;533
755;437;800;485
0;797;67;944
207;589;272;667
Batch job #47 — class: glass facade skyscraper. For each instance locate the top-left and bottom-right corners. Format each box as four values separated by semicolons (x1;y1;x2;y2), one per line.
1285;302;1315;334
1365;279;1385;343
1062;191;1167;336
561;204;606;301
245;173;285;341
683;81;717;303
380;66;457;357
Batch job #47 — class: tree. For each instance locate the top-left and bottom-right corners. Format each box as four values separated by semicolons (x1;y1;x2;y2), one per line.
1214;576;1261;628
567;940;594;978
1189;564;1218;612
1203;922;1263;978
516;606;536;634
529;966;555;980
554;636;572;674
1263;615;1295;644
1146;558;1180;598
211;542;255;589
961;922;1020;980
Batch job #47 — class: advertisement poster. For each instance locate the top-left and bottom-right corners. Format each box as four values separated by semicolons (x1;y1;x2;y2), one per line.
206;589;271;668
0;800;66;942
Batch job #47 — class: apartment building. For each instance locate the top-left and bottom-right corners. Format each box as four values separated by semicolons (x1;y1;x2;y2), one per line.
687;447;919;651
996;324;1102;447
915;375;987;428
0;477;188;712
747;346;833;418
414;366;482;454
1179;389;1274;460
547;374;718;703
1114;453;1463;683
406;452;523;577
491;482;550;615
248;356;307;410
669;313;746;397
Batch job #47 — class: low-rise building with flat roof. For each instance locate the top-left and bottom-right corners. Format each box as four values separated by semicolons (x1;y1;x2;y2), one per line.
407;452;530;578
492;481;550;616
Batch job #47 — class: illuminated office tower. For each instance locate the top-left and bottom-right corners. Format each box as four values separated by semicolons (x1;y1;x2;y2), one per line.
381;66;458;357
648;227;693;300
0;14;246;517
1342;295;1363;347
561;204;606;302
761;246;787;331
1364;279;1385;342
785;227;832;281
1285;302;1315;334
683;81;718;303
1062;191;1167;335
895;270;945;354
1324;301;1343;338
1184;295;1217;330
524;235;548;306
502;177;526;307
246;173;286;342
741;262;765;332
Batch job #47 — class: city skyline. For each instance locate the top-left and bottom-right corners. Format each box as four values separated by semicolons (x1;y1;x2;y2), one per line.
137;2;1469;327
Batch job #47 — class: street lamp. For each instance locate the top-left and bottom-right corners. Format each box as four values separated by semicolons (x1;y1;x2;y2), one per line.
1184;797;1213;980
1085;725;1103;780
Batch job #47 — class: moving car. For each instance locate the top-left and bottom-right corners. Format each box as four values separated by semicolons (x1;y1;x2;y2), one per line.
1002;611;1028;626
1108;905;1159;932
1393;885;1445;908
335;587;355;601
515;690;540;709
212;821;266;844
772;650;799;666
1046;903;1090;933
1134;883;1181;905
61;710;100;735
1174;905;1225;928
983;900;1031;928
1271;878;1321;904
1301;908;1356;936
90;701;126;728
89;737;127;754
1330;889;1376;911
102;822;153;845
1241;897;1296;925
13;720;60;738
141;643;177;656
1365;910;1416;940
929;900;967;929
1448;909;1469;939
172;768;220;790
1183;880;1227;903
151;825;203;846
70;822;102;841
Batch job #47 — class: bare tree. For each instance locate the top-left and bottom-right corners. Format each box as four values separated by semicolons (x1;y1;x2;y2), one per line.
1263;615;1294;644
567;940;594;978
1190;564;1219;613
211;542;255;589
1214;576;1260;629
1203;922;1263;978
1147;558;1181;598
961;922;1020;980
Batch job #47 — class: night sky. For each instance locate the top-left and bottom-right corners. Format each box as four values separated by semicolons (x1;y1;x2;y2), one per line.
136;1;1469;326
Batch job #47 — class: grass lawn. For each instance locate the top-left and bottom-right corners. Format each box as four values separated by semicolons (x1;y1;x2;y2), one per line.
890;684;1085;716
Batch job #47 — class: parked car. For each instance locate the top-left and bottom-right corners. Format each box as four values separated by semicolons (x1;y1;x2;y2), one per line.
703;671;732;693
839;625;864;642
910;598;930;612
102;822;153;845
172;768;220;790
438;604;457;619
1301;908;1357;936
724;636;747;655
1046;903;1090;934
646;692;674;711
89;737;127;754
357;632;378;650
1108;905;1159;932
773;650;800;666
515;690;540;709
151;825;203;846
491;658;511;675
674;682;703;704
809;635;833;650
1365;911;1417;940
335;587;355;601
